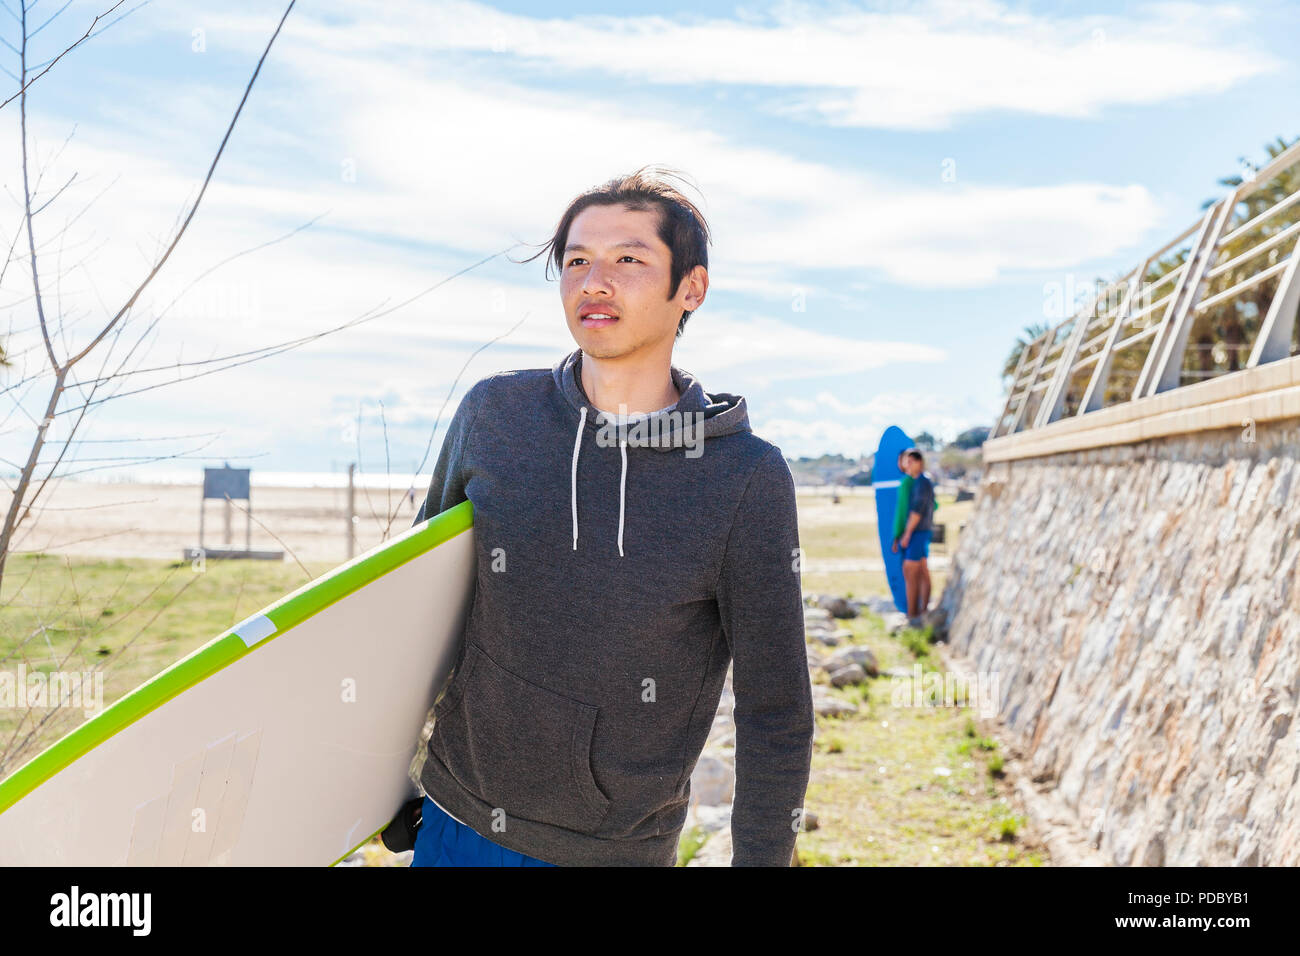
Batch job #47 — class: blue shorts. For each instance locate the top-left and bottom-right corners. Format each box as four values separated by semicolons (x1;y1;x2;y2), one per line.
903;530;931;561
409;796;556;867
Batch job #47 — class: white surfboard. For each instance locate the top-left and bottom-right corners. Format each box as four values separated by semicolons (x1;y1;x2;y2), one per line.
0;500;474;866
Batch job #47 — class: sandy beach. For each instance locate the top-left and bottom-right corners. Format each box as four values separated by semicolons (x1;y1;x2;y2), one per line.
1;478;428;565
0;479;960;579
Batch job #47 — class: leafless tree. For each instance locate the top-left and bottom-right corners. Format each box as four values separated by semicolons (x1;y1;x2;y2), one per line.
0;0;528;781
0;0;301;777
0;0;299;584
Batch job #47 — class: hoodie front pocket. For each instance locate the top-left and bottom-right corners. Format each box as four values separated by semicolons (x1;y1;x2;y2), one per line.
432;642;612;834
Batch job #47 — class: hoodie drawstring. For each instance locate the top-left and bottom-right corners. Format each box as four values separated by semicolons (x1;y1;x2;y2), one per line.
570;404;629;558
617;438;627;557
571;405;586;550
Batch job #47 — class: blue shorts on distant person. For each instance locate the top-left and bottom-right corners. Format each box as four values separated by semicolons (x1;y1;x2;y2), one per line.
410;796;556;867
903;529;931;561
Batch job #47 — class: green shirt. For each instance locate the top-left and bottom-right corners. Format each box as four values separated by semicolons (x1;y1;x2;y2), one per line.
892;473;913;540
892;472;937;540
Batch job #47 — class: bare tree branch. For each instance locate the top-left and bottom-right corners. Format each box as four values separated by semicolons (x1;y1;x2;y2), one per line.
220;491;310;580
0;1;126;111
0;1;296;588
378;312;532;538
30;0;75;41
64;0;296;369
59;243;520;403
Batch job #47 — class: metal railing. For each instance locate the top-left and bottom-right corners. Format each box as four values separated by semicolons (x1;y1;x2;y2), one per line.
991;138;1300;438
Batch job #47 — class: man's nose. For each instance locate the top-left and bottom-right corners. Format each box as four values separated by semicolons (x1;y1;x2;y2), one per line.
581;263;614;295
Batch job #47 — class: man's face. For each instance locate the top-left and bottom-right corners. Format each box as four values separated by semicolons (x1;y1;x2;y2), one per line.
905;456;923;477
560;203;705;360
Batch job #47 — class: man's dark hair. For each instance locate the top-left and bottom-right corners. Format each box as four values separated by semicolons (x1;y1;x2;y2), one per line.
519;165;711;337
905;449;924;464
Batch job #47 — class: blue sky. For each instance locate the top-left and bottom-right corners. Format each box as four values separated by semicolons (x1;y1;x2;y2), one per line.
1;0;1296;483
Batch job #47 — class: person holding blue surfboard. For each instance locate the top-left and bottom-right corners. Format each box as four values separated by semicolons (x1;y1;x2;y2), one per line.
890;447;937;625
891;449;913;551
408;166;814;867
893;449;935;626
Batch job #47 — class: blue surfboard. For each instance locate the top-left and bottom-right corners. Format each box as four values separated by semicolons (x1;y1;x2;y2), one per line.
872;426;913;613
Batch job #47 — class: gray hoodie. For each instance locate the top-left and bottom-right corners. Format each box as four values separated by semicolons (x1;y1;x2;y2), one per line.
412;347;814;866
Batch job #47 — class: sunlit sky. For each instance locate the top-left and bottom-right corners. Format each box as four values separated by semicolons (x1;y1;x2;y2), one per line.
0;0;1295;482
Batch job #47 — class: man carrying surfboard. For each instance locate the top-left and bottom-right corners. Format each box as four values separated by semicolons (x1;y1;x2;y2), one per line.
896;449;935;627
409;166;815;866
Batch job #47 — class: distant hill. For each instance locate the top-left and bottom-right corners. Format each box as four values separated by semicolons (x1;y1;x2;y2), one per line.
788;453;868;485
786;430;988;485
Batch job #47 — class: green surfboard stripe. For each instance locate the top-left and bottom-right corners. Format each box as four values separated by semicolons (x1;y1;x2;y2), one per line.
0;499;473;823
330;823;389;867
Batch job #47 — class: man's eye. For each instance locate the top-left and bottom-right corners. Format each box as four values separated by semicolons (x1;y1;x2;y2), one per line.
566;256;639;266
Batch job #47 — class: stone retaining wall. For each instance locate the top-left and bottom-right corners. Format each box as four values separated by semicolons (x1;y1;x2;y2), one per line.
938;418;1300;865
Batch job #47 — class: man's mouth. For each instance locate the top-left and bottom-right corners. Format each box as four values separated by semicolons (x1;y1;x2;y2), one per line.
579;310;620;328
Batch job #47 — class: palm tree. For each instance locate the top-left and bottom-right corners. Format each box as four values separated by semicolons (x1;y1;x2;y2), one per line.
1002;322;1051;388
1003;134;1299;420
1062;135;1295;407
1189;135;1299;381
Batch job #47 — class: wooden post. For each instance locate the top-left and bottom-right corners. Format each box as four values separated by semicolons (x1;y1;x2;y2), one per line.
347;463;356;560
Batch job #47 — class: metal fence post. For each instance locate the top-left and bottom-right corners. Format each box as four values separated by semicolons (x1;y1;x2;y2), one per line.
1142;197;1236;396
1078;266;1147;414
1245;241;1300;368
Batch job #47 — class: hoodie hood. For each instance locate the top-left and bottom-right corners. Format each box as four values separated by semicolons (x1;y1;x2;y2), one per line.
551;348;750;556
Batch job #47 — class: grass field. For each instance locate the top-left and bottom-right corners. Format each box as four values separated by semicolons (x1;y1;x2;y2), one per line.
794;612;1044;866
796;489;974;598
1;489;970;767
0;551;337;776
0;487;1014;867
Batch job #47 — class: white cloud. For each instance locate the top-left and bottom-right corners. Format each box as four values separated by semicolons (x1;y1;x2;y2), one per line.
24;2;1172;301
172;0;1284;131
674;312;945;385
760;387;996;456
0;0;1225;472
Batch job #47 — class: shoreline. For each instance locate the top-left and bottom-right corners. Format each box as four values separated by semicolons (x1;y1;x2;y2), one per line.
1;478;426;564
